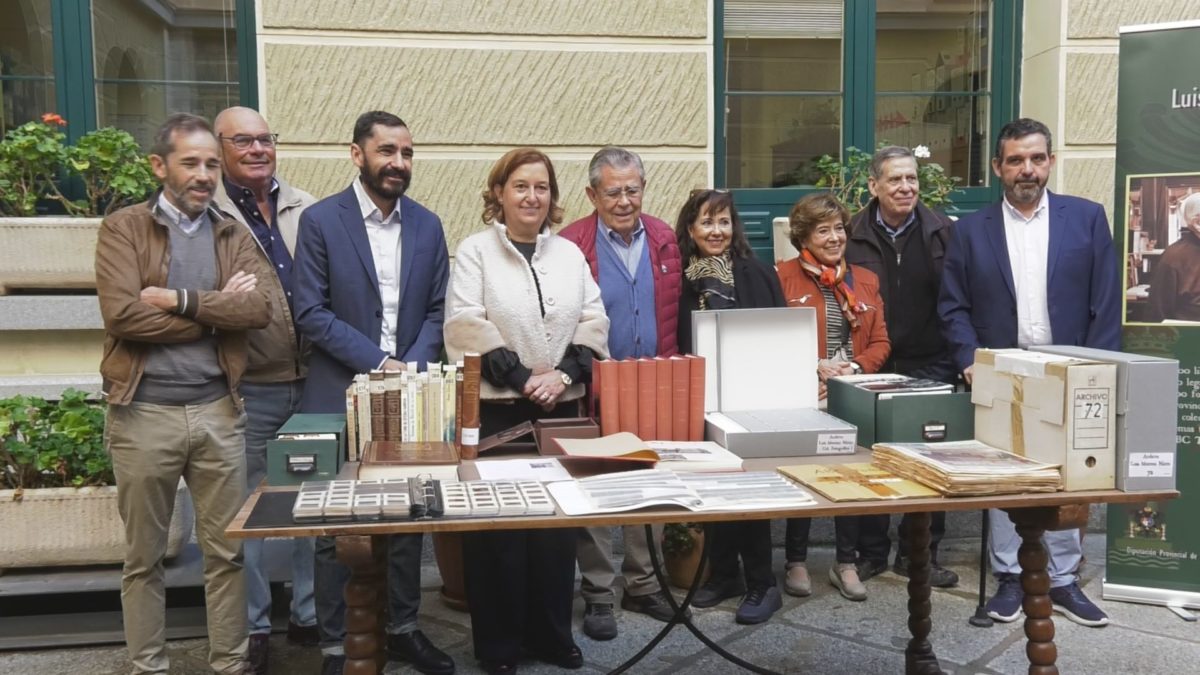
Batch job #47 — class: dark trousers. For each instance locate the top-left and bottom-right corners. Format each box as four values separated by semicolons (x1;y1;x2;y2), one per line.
706;519;774;590
464;398;579;663
786;517;860;565
857;511;946;564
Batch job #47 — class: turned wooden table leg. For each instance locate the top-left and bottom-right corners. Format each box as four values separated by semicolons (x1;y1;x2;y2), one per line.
904;511;945;675
1005;504;1088;675
337;534;388;675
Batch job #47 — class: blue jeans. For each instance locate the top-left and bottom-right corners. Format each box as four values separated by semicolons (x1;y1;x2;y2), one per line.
315;533;424;654
988;508;1081;588
241;380;316;634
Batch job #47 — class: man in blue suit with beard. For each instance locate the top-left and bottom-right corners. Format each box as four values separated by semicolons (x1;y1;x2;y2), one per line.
939;117;1120;629
292;110;452;675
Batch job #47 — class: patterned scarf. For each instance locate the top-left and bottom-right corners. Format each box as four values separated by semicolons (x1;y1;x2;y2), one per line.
684;252;737;310
798;249;860;330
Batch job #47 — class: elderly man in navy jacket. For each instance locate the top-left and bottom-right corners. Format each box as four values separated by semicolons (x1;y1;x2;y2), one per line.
292;111;452;675
559;147;683;640
939;118;1120;629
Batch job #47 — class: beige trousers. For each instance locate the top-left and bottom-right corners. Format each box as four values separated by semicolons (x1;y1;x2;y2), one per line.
106;396;248;674
577;524;665;604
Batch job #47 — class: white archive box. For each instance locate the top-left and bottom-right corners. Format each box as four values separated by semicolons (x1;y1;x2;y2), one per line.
691;307;857;458
972;348;1117;491
1031;345;1178;491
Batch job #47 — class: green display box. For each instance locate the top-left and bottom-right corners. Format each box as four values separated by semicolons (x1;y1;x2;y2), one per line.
266;413;347;486
827;375;973;448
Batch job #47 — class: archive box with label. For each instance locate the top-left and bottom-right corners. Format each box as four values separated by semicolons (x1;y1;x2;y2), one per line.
827;374;973;447
1032;345;1178;491
267;413;347;486
691;307;857;458
972;348;1116;491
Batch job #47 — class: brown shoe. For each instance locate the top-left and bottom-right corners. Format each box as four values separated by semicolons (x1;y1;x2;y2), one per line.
784;563;812;597
247;633;269;675
286;621;320;647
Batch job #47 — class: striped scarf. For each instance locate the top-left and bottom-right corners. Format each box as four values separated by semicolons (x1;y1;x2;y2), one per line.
798;249;859;330
685;253;737;310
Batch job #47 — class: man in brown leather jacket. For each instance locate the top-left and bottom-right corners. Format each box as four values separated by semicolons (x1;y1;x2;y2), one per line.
95;112;270;675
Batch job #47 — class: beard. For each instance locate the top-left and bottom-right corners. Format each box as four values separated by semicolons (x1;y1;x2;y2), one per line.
360;163;411;200
164;179;213;219
1007;178;1045;205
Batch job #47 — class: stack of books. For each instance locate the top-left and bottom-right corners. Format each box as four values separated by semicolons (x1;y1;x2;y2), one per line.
344;353;482;461
592;355;706;441
871;440;1063;496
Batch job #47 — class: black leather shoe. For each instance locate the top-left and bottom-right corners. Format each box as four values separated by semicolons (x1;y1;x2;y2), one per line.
319;654;345;675
529;644;583;670
690;576;746;608
286;620;320;647
855;557;888;582
386;629;456;675
247;633;269;675
893;556;960;588
481;660;518;674
582;602;617;640
621;590;690;622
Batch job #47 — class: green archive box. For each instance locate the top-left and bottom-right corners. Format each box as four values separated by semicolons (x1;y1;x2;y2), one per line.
827;375;973;448
266;413;347;486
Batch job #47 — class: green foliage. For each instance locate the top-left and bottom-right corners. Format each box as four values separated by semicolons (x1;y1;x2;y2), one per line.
0;114;156;217
662;522;703;557
0;389;112;490
813;142;963;213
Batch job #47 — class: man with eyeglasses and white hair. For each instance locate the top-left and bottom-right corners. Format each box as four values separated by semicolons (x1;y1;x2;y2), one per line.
1147;191;1200;322
559;146;684;640
213;106;319;675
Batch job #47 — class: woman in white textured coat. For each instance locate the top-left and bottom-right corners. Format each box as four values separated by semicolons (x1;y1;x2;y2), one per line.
444;147;609;674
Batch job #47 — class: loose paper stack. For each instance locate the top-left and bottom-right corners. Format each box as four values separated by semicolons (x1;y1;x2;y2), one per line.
871;440;1063;496
546;468;815;515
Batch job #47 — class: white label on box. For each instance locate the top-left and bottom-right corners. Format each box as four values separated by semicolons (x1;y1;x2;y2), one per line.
816;432;856;455
461;428;479;445
1071;388;1110;450
1128;452;1175;478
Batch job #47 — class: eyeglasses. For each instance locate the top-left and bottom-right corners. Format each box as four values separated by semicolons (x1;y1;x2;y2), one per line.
600;186;643;201
219;133;279;150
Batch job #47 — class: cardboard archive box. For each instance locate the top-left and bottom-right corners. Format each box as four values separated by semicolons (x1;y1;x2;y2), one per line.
827;374;973;447
1031;345;1178;491
266;413;347;486
691;307;857;458
972;349;1116;490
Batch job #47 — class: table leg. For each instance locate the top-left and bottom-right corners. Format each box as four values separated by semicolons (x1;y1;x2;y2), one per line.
1004;504;1088;675
337;534;388;675
903;511;945;675
607;524;781;675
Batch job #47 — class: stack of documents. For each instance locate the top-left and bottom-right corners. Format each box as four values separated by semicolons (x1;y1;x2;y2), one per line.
871;440;1063;496
778;463;940;501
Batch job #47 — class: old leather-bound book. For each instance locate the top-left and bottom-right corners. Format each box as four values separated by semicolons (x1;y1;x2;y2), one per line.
360;440;461;482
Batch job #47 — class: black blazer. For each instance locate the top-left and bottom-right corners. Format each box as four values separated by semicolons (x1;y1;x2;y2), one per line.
677;254;786;353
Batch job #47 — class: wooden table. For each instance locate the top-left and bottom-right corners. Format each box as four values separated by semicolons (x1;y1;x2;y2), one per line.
226;453;1177;675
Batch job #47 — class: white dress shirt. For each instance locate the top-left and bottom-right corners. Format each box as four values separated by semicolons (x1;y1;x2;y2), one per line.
352;178;402;357
1001;190;1052;347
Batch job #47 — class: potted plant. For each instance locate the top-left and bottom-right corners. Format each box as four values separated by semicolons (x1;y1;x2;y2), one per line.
662;522;709;590
812;143;962;212
0;389;192;569
0;113;156;294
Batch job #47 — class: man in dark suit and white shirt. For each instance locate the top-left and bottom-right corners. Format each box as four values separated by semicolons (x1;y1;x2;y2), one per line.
939;117;1120;629
292;111;452;675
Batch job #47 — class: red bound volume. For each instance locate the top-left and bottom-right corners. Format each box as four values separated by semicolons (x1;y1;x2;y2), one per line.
670;356;689;441
655;357;672;441
636;359;657;440
617;359;639;434
597;359;620;437
687;355;706;441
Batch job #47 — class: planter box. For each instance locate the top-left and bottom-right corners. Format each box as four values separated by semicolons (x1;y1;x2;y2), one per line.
0;217;101;294
0;481;193;569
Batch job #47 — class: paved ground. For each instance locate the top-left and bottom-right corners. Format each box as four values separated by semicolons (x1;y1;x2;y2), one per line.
3;534;1198;674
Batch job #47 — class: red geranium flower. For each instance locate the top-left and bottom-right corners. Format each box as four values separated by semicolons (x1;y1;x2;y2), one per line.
41;113;67;126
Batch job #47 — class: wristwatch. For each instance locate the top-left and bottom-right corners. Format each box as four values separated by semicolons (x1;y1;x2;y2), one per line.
559;370;573;386
849;362;863;374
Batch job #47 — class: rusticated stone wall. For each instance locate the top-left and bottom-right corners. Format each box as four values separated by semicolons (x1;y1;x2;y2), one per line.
257;0;713;253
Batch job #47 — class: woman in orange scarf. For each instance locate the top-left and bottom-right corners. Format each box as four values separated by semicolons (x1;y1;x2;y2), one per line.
775;192;890;602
